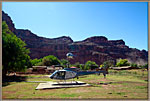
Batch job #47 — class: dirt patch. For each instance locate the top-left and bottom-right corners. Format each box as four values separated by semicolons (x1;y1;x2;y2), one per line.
3;91;16;94
101;85;110;89
111;81;146;84
70;88;91;93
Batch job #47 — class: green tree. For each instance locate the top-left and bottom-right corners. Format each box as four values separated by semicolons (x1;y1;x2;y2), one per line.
144;64;148;70
35;62;43;66
42;55;60;66
79;64;84;70
139;64;148;70
103;60;114;68
2;21;31;76
116;59;130;67
31;58;42;66
60;59;69;68
100;60;115;69
84;61;98;70
73;62;80;68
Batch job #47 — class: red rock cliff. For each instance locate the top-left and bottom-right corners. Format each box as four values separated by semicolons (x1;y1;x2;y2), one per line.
2;11;148;65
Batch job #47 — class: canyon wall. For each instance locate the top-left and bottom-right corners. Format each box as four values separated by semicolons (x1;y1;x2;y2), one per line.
2;11;148;65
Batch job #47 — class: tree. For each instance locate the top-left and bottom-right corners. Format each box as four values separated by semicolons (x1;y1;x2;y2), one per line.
79;64;84;70
42;55;60;66
73;62;80;68
130;63;138;68
144;64;148;70
101;60;114;68
84;61;98;70
60;59;69;68
72;62;85;70
139;64;148;70
31;58;42;66
2;21;31;76
116;59;130;67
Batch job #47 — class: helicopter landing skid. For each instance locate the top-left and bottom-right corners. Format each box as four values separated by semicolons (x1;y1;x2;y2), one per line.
36;81;90;90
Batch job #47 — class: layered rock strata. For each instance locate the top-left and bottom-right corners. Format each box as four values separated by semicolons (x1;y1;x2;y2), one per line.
2;11;148;65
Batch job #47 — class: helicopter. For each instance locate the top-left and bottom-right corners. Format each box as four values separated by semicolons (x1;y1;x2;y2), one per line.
49;52;108;83
49;67;108;82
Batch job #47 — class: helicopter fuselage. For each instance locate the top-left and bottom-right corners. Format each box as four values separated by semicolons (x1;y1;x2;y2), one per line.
50;68;107;80
50;70;77;80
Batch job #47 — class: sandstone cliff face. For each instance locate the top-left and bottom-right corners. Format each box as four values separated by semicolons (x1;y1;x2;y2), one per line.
2;11;148;65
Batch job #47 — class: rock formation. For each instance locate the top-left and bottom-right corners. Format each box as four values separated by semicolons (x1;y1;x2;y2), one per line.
2;11;148;65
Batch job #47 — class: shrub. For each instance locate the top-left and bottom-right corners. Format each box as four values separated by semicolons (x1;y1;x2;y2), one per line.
73;62;80;68
144;64;148;70
42;55;60;66
100;60;114;70
35;62;43;66
116;59;130;67
60;59;69;68
84;61;98;70
31;58;42;66
103;61;113;68
100;64;104;68
72;62;85;70
79;64;84;70
131;63;138;67
139;64;148;70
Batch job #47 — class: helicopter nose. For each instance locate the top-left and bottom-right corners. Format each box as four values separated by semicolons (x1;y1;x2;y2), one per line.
49;75;53;79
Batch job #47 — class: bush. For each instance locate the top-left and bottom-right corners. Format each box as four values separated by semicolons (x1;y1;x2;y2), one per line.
104;60;113;67
84;61;98;70
31;55;61;66
139;64;148;70
79;64;84;70
35;62;43;66
72;62;85;70
72;62;80;68
131;63;138;67
60;59;69;68
31;58;42;66
42;55;60;66
144;64;148;70
116;59;130;67
100;64;104;68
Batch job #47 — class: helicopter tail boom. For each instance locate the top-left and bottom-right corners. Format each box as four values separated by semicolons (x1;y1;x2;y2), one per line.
77;70;107;78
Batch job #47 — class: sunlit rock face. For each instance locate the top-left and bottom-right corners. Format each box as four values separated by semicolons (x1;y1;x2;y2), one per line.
2;11;148;65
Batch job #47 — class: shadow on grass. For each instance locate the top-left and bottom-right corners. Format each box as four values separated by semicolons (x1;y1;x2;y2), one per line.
2;75;27;87
144;80;148;82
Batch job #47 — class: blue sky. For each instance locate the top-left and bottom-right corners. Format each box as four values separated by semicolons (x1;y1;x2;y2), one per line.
2;2;148;51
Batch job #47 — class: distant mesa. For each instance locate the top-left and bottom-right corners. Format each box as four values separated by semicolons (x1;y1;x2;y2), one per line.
2;11;148;65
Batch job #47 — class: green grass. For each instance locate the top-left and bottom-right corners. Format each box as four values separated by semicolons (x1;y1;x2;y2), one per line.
2;69;148;99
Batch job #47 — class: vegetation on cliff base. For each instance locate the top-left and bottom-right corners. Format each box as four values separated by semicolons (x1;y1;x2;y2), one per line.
31;55;60;66
42;55;60;66
60;59;69;68
116;59;130;67
30;58;42;66
84;61;99;70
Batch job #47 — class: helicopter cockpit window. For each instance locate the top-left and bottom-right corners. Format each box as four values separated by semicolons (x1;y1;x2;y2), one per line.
55;71;66;79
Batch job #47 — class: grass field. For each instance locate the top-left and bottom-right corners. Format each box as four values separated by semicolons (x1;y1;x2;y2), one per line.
2;69;148;99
